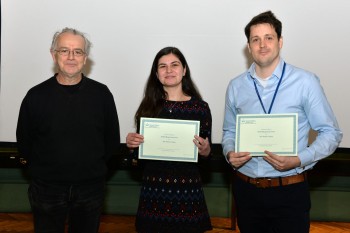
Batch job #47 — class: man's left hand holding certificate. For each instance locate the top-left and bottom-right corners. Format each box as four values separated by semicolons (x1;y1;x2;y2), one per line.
139;117;200;162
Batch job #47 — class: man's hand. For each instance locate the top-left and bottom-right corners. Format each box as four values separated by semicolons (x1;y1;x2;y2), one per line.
226;151;251;168
264;150;301;171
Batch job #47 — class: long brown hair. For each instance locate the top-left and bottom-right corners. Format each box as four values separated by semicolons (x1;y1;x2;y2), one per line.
134;47;202;126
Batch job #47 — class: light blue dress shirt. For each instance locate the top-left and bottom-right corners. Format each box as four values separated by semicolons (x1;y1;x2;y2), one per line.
222;58;343;178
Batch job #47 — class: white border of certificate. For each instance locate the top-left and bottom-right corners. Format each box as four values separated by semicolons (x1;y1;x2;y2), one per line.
139;117;200;162
235;114;298;156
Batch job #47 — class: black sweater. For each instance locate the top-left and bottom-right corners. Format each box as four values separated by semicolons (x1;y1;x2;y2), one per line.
16;75;120;184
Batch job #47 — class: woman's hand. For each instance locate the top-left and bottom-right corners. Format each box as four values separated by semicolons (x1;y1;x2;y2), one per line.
193;135;211;157
126;133;144;149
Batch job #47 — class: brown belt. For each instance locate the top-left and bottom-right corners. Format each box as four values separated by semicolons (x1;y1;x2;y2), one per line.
236;171;307;188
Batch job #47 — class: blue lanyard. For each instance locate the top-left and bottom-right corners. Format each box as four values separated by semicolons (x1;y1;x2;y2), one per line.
252;62;286;114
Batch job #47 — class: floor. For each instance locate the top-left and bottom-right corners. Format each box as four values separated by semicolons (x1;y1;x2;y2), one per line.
0;213;350;233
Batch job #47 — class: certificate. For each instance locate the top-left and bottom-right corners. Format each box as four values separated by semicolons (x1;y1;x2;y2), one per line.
235;114;298;156
139;117;200;162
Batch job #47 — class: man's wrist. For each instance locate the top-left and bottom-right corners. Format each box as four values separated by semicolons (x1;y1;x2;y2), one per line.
226;151;237;170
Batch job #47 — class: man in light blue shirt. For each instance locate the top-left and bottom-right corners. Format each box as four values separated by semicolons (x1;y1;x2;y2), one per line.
222;11;342;233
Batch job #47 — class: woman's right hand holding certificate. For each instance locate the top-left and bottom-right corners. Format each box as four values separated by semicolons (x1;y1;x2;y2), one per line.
126;133;144;149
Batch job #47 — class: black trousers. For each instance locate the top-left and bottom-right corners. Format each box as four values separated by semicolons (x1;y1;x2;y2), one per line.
233;175;311;233
28;179;105;233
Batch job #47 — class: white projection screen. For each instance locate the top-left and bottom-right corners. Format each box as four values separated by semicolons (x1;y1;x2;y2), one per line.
1;0;349;147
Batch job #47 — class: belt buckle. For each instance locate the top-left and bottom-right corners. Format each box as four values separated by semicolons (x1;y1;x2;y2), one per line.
255;178;271;188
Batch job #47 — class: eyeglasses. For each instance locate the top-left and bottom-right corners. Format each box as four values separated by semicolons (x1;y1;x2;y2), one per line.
55;49;86;57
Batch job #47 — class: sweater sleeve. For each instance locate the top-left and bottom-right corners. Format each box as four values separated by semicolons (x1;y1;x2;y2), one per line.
16;94;33;162
104;88;121;162
199;101;213;160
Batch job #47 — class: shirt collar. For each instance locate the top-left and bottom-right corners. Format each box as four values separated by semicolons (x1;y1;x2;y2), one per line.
247;57;285;80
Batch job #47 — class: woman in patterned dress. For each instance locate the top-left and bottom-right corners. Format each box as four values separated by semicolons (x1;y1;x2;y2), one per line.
126;47;213;233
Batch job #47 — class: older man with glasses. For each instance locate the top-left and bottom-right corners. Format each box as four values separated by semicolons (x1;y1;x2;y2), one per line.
16;27;120;233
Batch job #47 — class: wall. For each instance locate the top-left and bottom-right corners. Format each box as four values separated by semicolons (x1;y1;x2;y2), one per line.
1;0;350;146
0;169;232;217
1;148;349;221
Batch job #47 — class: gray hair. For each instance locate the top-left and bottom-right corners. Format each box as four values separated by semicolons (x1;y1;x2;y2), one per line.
50;27;92;55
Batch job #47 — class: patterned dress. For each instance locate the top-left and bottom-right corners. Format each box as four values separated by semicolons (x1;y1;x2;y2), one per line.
135;97;213;233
